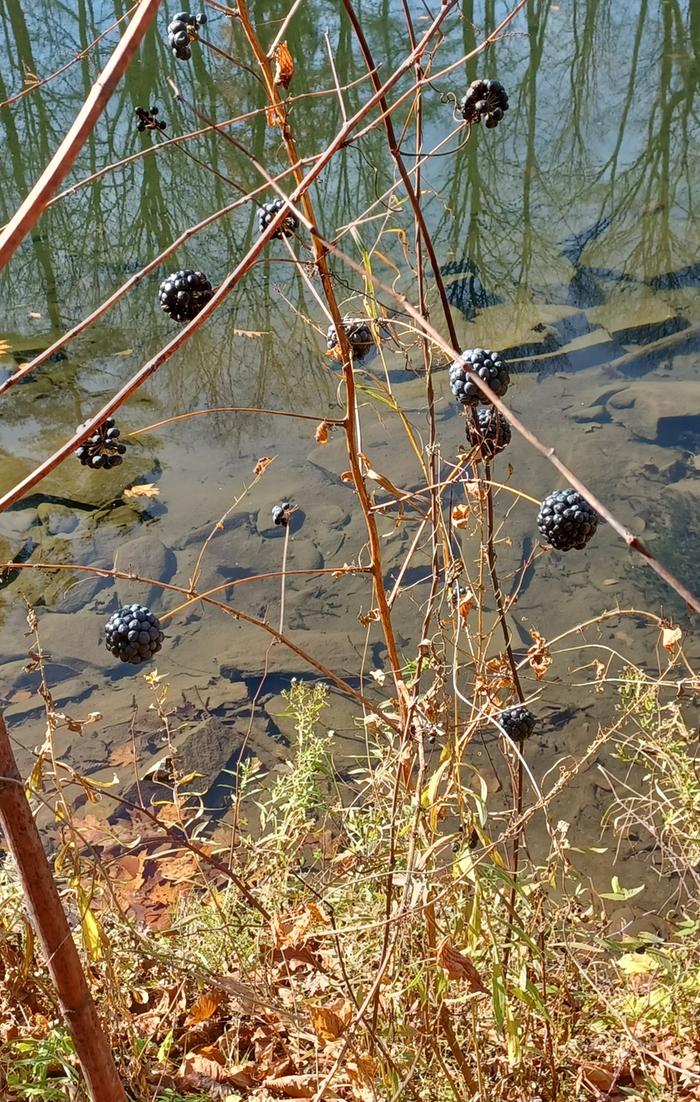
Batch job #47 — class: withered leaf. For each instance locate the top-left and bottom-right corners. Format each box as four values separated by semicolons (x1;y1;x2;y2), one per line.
451;504;471;530
185;988;225;1026
527;628;552;680
266;102;286;128
315;419;330;444
308;998;353;1043
179;1052;255;1092
123;483;160;500
263;1073;316;1098
109;742;136;767
273;41;295;89
661;624;682;652
437;938;487;992
254;455;274;476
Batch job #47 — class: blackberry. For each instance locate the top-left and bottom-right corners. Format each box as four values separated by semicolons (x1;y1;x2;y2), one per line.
466;407;511;459
167;11;206;61
460;79;509;128
272;501;291;527
158;269;213;322
449;348;510;406
498;705;535;742
76;417;127;471
537;489;599;552
326;317;375;361
104;604;164;665
257;198;299;240
135;105;166;133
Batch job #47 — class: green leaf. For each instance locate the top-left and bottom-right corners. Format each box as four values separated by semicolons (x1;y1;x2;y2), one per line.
599;876;645;901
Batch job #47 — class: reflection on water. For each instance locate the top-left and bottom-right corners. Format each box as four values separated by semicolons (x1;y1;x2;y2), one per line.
0;0;698;841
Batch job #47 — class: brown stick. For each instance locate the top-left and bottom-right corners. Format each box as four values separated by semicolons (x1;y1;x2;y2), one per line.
0;713;128;1102
0;0;160;271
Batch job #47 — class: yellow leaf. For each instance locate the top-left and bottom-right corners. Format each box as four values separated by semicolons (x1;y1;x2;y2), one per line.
617;951;659;975
272;41;294;89
123;483;160;500
74;884;105;961
661;624;682;652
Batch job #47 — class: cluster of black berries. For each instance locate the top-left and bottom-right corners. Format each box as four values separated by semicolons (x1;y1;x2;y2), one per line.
76;418;127;470
105;604;164;665
158;269;213;322
135;106;166;133
449;348;510;406
498;705;536;742
327;318;375;360
466;407;511;460
460;79;509;129
537;489;598;552
272;501;291;527
258;198;299;240
167;10;206;61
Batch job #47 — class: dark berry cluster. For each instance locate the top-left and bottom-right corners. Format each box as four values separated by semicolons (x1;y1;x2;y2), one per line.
272;501;291;527
449;348;510;406
76;418;127;470
105;605;164;665
158;269;213;322
498;705;536;742
167;10;206;61
460;79;509;128
258;198;299;240
135;105;166;133
537;489;599;552
326;318;375;360
466;407;511;459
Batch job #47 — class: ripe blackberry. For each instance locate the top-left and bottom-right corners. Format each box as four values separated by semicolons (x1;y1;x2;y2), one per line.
272;501;291;527
326;317;375;360
466;407;511;459
167;11;206;61
537;489;599;552
460;79;509;128
104;604;164;665
158;269;213;322
135;105;166;133
449;348;510;406
76;417;127;471
258;198;299;240
498;705;536;742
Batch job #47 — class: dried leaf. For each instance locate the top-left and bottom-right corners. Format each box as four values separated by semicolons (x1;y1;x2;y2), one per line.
179;1052;255;1091
308;998;353;1043
527;628;552;681
315;420;330;444
661;624;682;652
27;310;42;319
273;41;295;89
266;102;286;128
186;988;225;1026
109;742;136;767
123;483;160;500
451;504;471;530
263;1073;316;1097
437;938;487;992
340;470;354;483
358;608;380;626
254;456;274;476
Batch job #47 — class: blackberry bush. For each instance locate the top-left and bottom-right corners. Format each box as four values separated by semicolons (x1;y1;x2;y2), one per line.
258;198;299;240
460;79;509;128
167;10;207;61
135;106;166;133
466;407;511;459
498;705;536;742
158;269;213;322
272;501;291;527
537;489;599;552
105;605;164;665
326;317;375;360
76;417;127;470
449;348;510;406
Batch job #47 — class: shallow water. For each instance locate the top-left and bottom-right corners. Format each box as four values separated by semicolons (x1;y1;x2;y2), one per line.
0;0;698;901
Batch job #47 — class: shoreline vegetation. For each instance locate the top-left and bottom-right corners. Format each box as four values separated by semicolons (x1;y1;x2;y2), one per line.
0;1;699;1100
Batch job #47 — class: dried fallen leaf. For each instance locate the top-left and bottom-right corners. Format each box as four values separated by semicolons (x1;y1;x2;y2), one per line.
263;1073;316;1097
527;628;552;681
109;743;136;767
179;1052;255;1092
437;937;488;992
273;41;295;89
308;998;353;1043
358;608;380;626
315;419;330;444
27;310;42;320
451;504;471;529
186;988;225;1026
661;624;682;652
254;456;274;477
123;483;160;500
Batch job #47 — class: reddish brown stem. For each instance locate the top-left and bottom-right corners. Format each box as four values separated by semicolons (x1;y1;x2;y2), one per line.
0;713;128;1102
